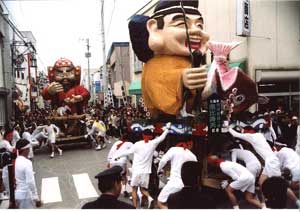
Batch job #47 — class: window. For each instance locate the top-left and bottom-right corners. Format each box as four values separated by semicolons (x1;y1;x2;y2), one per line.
134;55;143;73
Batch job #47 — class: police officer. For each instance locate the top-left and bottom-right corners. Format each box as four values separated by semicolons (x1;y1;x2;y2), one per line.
82;166;135;209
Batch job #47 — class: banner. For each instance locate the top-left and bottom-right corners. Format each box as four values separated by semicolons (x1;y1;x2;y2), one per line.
236;0;251;36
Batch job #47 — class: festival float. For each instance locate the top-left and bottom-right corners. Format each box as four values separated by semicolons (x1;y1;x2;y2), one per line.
42;58;92;147
128;0;269;190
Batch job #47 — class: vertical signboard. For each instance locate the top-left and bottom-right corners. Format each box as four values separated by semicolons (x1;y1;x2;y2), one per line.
236;0;251;36
95;81;101;93
208;93;222;135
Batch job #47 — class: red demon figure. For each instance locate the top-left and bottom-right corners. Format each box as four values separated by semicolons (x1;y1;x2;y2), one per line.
42;58;90;114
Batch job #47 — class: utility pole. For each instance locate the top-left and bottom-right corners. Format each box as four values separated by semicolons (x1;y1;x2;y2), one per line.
100;0;107;94
85;38;91;103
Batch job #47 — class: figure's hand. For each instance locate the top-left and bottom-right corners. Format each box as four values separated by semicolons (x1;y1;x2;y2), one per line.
48;82;64;95
220;180;229;190
166;122;171;130
70;95;83;104
64;97;71;104
182;65;207;90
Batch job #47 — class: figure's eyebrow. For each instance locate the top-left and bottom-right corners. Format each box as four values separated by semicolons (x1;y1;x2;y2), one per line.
172;14;203;22
172;14;187;21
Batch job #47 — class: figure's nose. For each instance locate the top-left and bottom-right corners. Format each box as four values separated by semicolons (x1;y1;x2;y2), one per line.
189;24;202;36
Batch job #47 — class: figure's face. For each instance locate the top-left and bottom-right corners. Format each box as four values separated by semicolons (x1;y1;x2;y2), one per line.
54;66;75;85
148;13;209;56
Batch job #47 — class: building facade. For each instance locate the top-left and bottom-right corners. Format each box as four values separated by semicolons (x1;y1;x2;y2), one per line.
128;0;300;112
0;3;14;127
106;42;131;107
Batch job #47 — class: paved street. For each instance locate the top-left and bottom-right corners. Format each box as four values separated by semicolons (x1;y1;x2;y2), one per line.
32;140;114;209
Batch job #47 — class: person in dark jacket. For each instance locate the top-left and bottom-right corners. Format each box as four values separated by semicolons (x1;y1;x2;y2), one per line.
82;166;135;209
167;161;215;209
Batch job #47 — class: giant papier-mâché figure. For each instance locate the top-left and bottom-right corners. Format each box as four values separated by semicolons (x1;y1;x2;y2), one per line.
129;0;268;119
42;58;90;114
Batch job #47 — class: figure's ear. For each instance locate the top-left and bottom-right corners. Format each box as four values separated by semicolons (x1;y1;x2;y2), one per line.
147;19;164;53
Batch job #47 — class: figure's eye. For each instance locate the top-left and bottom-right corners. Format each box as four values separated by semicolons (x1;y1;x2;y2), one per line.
174;22;185;27
233;94;245;105
196;23;203;29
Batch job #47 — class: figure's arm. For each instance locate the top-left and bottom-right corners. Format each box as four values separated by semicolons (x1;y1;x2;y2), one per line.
113;145;135;160
228;128;250;143
231;150;237;163
152;129;169;147
4;140;14;152
52;125;60;135
157;149;173;173
76;86;90;102
152;123;171;147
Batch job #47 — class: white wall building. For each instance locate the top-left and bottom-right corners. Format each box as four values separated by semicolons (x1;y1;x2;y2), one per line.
129;0;300;112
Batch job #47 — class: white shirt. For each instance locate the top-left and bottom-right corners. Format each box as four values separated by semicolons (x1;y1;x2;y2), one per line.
296;125;300;156
220;161;252;181
263;123;277;142
157;147;197;183
44;124;59;139
231;148;261;167
12;130;21;147
115;129;169;174
107;140;133;165
0;139;14;152
276;147;300;171
230;148;261;177
229;128;274;160
15;155;39;200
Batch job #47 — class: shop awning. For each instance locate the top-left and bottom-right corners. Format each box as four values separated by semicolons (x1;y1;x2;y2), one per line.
256;70;300;83
128;80;142;95
229;61;246;70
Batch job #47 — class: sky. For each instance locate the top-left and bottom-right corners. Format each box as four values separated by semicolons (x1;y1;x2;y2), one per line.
4;0;150;72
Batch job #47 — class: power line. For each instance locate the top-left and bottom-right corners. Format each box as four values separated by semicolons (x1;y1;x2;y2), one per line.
0;1;28;44
105;0;116;38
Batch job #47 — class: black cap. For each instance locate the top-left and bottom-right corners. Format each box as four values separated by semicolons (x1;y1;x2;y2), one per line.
152;0;201;19
16;138;30;150
95;166;123;181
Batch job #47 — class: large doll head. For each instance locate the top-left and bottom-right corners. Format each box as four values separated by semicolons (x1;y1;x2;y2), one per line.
48;58;81;87
147;0;209;56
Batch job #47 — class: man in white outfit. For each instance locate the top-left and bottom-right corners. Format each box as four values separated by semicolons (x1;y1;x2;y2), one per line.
228;127;280;182
208;156;263;209
156;144;197;209
107;133;133;197
12;124;21;147
14;139;42;208
229;126;300;208
44;120;62;158
113;122;171;208
22;132;39;160
275;142;300;191
296;124;300;156
230;148;262;179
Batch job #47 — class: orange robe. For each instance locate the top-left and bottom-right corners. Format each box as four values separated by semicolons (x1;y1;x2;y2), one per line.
142;55;196;117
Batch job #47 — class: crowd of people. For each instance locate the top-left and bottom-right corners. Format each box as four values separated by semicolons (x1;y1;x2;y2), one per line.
0;102;299;209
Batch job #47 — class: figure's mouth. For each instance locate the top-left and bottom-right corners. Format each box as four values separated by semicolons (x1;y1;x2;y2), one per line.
186;39;201;50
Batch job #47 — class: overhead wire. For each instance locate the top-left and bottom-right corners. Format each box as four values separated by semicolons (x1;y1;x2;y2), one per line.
105;0;116;39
